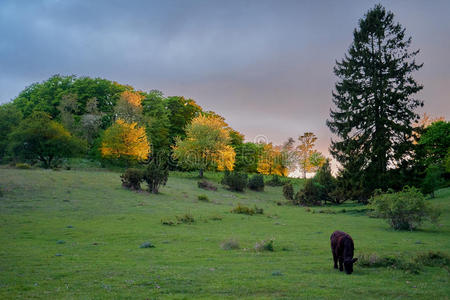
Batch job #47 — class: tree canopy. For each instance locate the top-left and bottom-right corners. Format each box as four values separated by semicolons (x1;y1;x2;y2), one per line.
327;4;423;198
172;114;235;177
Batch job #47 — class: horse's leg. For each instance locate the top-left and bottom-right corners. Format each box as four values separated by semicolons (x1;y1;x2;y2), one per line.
338;256;343;272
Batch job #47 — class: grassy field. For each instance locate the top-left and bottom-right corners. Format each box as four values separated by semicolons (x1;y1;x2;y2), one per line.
0;167;449;299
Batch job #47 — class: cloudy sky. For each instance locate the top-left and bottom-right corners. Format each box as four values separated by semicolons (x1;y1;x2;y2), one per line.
1;0;449;157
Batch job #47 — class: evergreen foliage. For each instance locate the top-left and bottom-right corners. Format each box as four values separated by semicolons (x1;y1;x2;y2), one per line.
327;5;423;200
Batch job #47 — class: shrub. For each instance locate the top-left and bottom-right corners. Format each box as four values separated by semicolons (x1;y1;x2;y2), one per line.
282;183;294;200
198;180;217;191
176;213;195;224
254;206;264;215
266;175;285;186
221;171;248;192
414;251;450;267
143;154;169;194
161;218;176;226
121;168;144;190
314;159;337;203
248;174;265;191
254;239;274;252
15;162;32;169
358;253;422;274
231;203;255;215
221;238;240;250
209;214;223;221
369;186;441;230
421;164;444;198
198;194;209;202
294;179;322;206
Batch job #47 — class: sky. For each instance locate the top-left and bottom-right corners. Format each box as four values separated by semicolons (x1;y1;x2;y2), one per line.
1;0;449;159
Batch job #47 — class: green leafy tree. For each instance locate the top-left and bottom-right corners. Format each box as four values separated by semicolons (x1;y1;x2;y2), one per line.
327;5;423;198
141;90;171;154
8;112;85;168
0;103;22;160
314;159;337;204
143;152;169;194
166;96;202;143
13;75;129;128
234;142;263;173
421;165;444;198
418;121;450;167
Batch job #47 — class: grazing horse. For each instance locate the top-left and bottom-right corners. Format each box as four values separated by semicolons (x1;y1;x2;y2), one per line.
330;231;357;274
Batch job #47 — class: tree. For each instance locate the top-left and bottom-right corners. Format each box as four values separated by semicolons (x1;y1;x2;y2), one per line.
327;5;423;198
101;119;150;162
166;96;202;143
143;152;169;194
314;159;337;203
421;165;444;198
79;97;103;145
172;114;235;177
57;93;79;133
0;103;22;159
141;90;171;154
418;121;450;168
8;111;85;168
234;142;263;173
309;151;326;173
114;91;143;123
257;143;288;176
297;132;319;178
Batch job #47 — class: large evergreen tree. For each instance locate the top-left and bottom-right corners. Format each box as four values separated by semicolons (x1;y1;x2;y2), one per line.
327;5;423;199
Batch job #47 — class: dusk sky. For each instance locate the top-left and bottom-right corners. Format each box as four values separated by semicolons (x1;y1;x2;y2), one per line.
1;0;449;158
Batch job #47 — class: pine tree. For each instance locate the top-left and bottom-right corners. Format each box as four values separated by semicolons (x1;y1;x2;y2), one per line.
327;4;423;199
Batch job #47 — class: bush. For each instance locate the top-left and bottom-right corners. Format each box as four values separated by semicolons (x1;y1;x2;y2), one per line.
282;183;294;200
266;175;285;186
254;239;274;252
176;213;195;224
314;159;337;203
198;180;217;191
294;179;322;206
209;214;223;221
198;194;209;202
221;171;248;192
421;164;444;198
161;218;176;226
357;252;449;274
143;154;169;194
121;168;144;190
414;251;450;267
248;174;265;191
15;162;32;169
221;238;240;250
231;203;254;215
230;203;263;215
369;186;441;230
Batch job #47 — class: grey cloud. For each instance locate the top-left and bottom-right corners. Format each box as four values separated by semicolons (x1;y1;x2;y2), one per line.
1;0;449;158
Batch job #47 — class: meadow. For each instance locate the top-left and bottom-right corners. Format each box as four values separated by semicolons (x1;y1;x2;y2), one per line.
0;167;449;299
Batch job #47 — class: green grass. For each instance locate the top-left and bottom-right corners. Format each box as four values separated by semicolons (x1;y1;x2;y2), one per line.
0;167;449;299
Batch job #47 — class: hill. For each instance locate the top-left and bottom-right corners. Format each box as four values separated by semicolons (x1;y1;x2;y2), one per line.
0;168;449;299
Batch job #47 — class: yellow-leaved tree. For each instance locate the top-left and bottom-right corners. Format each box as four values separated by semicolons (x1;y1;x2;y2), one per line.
101;119;150;162
257;143;289;176
172;114;235;177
